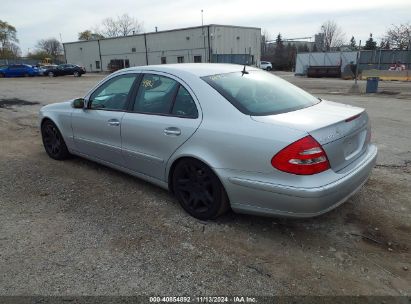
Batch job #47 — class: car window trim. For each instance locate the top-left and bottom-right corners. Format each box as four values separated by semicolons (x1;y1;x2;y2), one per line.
128;73;198;119
167;83;181;114
87;73;142;112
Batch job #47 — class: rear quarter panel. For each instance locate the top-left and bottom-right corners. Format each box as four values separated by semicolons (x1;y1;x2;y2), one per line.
164;76;308;181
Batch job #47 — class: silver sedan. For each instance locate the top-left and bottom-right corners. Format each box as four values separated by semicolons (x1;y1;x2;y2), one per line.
39;64;377;220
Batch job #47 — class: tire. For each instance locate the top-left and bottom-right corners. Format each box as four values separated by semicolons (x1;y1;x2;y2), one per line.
41;120;71;160
266;67;272;71
48;71;54;77
24;73;29;77
73;71;80;77
172;158;229;220
0;73;4;78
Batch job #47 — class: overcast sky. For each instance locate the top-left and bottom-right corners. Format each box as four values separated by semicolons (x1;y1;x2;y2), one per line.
2;0;411;55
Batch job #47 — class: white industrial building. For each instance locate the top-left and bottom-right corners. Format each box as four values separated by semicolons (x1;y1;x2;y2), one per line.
63;24;261;72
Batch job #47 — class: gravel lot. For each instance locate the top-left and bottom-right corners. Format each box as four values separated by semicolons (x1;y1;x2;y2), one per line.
0;72;410;296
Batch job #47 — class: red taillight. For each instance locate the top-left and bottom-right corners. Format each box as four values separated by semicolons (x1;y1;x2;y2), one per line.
271;136;330;175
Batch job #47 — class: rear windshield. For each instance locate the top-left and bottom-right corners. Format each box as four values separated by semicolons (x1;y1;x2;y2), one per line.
202;70;320;116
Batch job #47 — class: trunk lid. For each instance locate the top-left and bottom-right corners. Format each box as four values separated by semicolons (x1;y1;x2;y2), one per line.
252;100;370;172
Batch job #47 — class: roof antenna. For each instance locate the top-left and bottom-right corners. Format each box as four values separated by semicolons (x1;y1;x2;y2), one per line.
241;64;248;76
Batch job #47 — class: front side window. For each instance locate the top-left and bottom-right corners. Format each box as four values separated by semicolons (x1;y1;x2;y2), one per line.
132;74;198;118
89;74;137;110
202;71;320;116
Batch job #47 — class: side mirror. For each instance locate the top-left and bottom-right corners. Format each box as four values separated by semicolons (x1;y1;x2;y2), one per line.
72;98;85;109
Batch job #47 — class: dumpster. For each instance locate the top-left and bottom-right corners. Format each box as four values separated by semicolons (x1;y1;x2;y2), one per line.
366;77;379;93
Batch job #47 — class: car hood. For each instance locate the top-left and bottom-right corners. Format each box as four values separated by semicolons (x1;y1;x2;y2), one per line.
41;100;73;111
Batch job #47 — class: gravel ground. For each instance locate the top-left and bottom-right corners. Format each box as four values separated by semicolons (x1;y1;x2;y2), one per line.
0;73;410;296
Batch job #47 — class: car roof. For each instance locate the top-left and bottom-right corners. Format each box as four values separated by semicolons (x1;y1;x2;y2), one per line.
122;63;259;77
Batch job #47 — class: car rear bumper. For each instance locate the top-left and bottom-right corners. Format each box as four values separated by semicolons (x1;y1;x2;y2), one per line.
217;144;377;218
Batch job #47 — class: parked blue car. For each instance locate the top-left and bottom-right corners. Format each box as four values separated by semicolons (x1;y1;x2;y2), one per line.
0;64;39;77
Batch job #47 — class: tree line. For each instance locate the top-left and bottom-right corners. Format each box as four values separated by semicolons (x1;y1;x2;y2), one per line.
1;17;410;65
0;14;142;61
262;20;411;71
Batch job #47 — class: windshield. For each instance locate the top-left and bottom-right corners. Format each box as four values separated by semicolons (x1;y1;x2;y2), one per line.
202;70;320;116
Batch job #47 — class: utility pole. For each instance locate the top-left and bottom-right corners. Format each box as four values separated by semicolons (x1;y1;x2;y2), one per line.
349;40;361;94
355;40;361;86
201;10;204;26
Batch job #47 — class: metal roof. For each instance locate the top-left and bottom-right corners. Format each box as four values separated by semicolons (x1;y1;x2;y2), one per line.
63;24;261;45
118;63;259;77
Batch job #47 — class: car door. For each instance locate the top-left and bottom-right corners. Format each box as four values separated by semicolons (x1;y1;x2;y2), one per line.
65;64;74;75
8;65;18;76
54;65;64;76
121;73;202;181
71;73;139;167
14;65;23;76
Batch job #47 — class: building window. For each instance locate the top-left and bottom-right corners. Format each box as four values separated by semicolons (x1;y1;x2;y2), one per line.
194;56;202;63
95;61;100;70
125;59;130;68
131;47;136;52
161;57;166;64
177;56;184;63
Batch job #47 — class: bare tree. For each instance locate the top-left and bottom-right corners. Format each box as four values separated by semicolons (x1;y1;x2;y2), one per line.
98;14;143;37
384;23;411;50
36;38;63;58
0;20;18;49
117;14;143;36
100;17;119;37
0;19;21;58
0;42;20;59
261;29;271;56
320;20;345;51
8;43;21;57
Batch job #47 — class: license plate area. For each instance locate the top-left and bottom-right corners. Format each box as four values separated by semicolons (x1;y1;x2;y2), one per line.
344;130;366;160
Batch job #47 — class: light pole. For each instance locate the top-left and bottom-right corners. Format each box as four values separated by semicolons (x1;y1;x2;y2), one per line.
354;40;362;86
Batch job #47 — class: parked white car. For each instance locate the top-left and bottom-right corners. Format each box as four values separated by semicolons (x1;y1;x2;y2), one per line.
259;61;273;71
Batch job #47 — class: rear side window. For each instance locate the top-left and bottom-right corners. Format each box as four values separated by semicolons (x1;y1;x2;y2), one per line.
171;86;198;118
132;74;198;118
202;71;320;116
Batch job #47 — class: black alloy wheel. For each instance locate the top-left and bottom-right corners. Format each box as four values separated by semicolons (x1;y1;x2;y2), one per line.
172;159;229;220
73;71;79;77
41;120;70;160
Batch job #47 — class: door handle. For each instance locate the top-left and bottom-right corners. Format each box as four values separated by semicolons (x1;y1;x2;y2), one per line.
108;119;120;126
164;127;181;136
